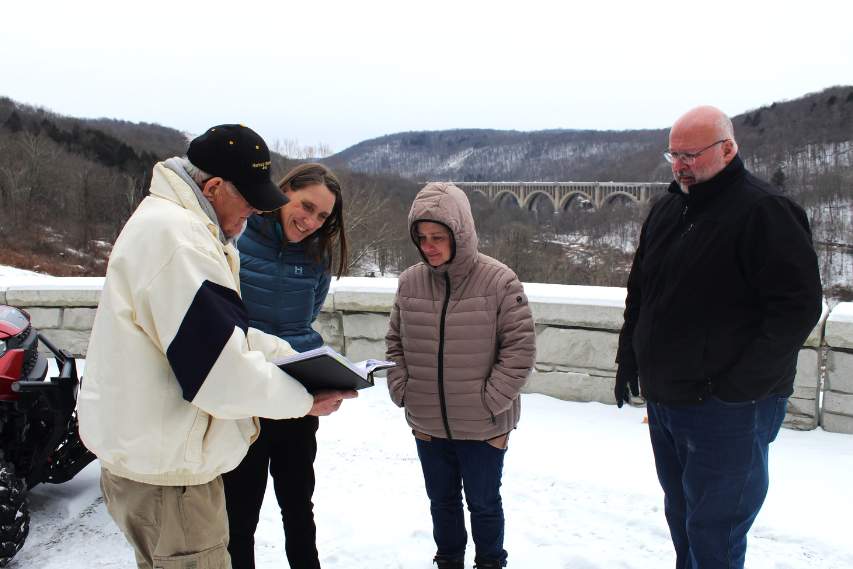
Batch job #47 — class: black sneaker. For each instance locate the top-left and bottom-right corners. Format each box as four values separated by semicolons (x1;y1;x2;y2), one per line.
433;555;464;569
473;560;504;569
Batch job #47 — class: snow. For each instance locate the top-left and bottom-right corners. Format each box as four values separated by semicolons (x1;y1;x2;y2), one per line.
2;278;105;290
523;282;627;307
0;265;56;280
16;381;853;569
828;301;853;323
328;276;399;294
326;276;631;308
0;266;103;290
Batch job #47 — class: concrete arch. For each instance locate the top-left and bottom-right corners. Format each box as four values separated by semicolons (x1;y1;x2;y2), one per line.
442;181;670;214
494;190;521;208
522;190;557;212
602;191;641;207
470;189;489;201
559;191;595;211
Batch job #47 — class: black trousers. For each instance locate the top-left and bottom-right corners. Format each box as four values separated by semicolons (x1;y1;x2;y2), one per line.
223;415;320;569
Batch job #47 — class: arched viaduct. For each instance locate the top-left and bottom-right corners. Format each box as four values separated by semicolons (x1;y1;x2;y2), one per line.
442;181;670;212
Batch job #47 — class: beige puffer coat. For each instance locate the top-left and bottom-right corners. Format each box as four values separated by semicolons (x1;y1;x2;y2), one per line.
385;182;536;440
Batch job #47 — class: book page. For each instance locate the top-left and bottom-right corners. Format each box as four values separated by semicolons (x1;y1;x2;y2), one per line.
353;358;397;375
273;345;340;366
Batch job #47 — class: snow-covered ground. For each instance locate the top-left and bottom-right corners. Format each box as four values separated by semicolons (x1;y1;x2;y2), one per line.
0;265;55;279
16;381;853;569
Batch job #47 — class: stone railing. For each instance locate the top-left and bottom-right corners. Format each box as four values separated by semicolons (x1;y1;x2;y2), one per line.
823;303;853;433
1;277;848;433
1;277;103;356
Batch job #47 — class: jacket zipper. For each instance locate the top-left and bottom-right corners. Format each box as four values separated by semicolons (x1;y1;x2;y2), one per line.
648;199;692;390
437;272;453;439
679;203;695;237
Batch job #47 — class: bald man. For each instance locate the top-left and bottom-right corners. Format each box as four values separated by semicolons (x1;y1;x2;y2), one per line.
615;106;822;568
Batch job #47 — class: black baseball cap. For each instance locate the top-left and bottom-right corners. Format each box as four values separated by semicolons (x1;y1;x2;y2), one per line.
187;124;287;212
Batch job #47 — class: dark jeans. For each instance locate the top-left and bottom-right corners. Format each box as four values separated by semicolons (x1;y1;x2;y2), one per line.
415;434;509;567
647;395;788;569
223;415;320;569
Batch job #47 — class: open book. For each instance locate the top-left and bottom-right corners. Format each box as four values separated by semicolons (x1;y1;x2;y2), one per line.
274;345;396;393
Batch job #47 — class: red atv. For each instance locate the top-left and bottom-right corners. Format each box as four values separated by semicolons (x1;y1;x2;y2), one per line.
0;305;95;566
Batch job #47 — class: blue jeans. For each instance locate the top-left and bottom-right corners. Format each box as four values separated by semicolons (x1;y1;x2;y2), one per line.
647;395;788;569
415;434;508;566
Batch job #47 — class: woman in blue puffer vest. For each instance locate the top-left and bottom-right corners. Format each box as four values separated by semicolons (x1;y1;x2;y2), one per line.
223;163;348;569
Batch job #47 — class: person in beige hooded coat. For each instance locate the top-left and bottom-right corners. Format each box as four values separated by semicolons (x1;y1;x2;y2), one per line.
385;182;536;569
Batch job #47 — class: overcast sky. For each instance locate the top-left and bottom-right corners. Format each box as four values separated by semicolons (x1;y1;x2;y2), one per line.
2;0;851;153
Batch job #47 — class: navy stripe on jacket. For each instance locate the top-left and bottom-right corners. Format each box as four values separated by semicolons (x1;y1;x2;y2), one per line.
167;280;249;402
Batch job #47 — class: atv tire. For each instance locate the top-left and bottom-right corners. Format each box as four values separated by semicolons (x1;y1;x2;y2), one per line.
0;461;29;567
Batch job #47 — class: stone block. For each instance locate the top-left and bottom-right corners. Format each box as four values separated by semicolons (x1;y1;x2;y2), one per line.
528;301;624;331
313;312;343;352
825;350;853;394
794;348;819;389
63;307;97;330
791;385;817;401
6;284;102;307
535;327;619;372
334;291;394;313
331;277;398;313
26;307;62;329
524;283;627;330
823;391;853;416
825;302;853;350
821;411;853;434
38;329;92;357
343;338;387;366
522;370;615;404
802;300;829;348
317;293;334;313
784;413;817;431
786;396;818;418
341;313;391;340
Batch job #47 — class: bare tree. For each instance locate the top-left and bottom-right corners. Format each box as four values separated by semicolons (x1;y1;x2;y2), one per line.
343;181;393;272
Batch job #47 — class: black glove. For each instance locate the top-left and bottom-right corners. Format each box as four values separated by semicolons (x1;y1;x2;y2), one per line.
614;366;639;408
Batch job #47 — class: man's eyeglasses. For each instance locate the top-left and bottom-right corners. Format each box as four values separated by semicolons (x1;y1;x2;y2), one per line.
664;139;729;165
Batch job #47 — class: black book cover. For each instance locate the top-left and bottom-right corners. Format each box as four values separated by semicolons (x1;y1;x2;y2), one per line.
278;354;374;394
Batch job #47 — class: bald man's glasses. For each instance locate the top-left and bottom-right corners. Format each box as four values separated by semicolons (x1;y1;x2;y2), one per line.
664;139;729;165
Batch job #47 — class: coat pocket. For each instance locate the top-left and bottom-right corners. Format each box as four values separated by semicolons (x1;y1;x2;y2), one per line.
184;409;210;464
481;382;497;424
153;544;228;569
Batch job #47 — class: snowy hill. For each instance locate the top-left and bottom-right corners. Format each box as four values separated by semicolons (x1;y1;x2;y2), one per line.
329;86;853;183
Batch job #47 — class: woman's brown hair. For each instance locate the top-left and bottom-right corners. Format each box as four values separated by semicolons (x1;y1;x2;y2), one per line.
277;163;348;278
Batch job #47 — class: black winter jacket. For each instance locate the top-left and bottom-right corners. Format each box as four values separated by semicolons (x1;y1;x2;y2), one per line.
616;155;822;404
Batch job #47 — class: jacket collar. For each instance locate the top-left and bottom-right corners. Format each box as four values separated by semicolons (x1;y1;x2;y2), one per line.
667;154;745;210
149;162;228;245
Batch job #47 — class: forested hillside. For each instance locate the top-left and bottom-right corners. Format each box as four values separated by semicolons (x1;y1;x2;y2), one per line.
0;99;418;276
0;89;850;301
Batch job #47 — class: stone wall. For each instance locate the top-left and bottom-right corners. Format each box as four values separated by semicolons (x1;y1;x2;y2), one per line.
1;278;103;357
0;276;843;433
822;302;853;434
